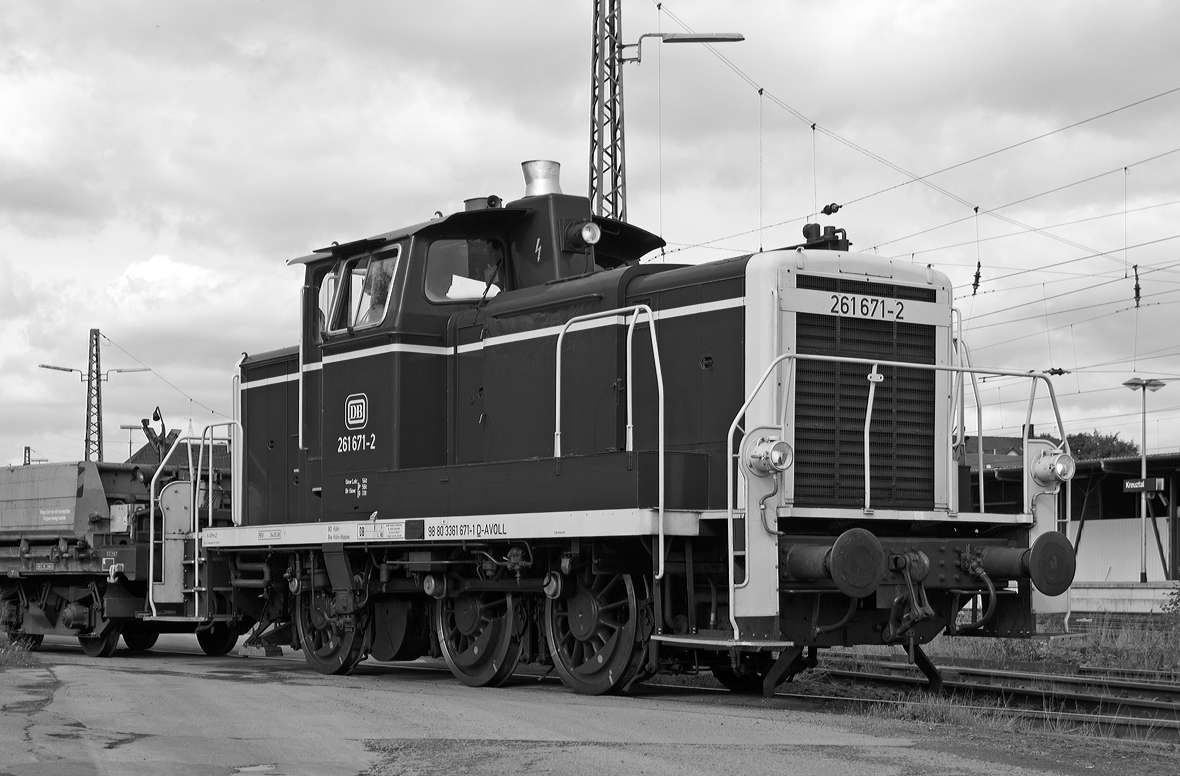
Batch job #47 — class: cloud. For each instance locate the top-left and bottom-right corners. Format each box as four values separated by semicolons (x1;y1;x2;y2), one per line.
2;0;1179;464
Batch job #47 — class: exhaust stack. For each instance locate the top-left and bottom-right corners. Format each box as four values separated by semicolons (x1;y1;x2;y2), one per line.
522;160;562;197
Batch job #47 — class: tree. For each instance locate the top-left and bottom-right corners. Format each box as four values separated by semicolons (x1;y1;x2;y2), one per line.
1036;429;1138;460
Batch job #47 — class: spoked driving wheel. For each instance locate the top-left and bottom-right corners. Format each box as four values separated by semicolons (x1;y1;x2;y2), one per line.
435;592;523;688
545;568;640;695
294;590;370;675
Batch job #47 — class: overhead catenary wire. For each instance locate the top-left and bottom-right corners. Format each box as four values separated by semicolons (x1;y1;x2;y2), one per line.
644;2;1178;448
645;1;1180;261
888;197;1180;262
100;334;230;419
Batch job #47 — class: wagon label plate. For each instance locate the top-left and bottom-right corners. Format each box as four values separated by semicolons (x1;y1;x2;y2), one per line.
357;522;405;541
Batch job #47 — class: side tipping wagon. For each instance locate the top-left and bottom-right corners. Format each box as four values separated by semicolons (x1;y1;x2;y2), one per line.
1;430;244;657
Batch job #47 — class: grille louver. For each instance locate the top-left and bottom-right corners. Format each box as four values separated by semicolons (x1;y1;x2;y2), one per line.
793;276;937;510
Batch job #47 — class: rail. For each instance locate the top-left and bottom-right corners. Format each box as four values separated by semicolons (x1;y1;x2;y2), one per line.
553;305;667;579
726;354;1073;640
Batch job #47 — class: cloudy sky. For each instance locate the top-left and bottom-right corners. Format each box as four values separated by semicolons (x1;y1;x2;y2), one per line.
2;0;1179;466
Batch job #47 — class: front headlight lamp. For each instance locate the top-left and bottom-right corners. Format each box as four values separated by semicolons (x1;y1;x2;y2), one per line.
747;437;794;476
1031;450;1076;486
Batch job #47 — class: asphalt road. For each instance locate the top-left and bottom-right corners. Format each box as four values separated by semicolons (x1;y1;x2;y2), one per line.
1;636;1175;776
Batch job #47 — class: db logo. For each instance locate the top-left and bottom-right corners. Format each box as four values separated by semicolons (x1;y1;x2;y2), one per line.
345;394;368;430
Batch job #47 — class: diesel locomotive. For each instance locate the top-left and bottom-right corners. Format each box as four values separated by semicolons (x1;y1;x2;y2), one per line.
2;160;1077;696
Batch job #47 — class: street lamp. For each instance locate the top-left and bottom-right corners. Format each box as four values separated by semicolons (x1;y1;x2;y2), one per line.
39;363;152;461
38;365;153;381
1122;377;1166;583
619;32;746;64
588;0;744;222
119;424;142;460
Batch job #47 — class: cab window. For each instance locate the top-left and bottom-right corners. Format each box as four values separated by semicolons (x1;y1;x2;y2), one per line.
425;238;505;303
328;246;401;332
313;267;337;343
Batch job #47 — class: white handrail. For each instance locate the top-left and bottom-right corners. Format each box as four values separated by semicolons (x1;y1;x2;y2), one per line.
195;422;243;620
147;433;190;618
957;340;987;512
863;364;882;514
726;353;795;640
554;305;667;578
725;353;1073;640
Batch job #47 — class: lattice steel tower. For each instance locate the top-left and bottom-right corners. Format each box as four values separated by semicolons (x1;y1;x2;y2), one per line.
589;0;626;222
84;328;103;462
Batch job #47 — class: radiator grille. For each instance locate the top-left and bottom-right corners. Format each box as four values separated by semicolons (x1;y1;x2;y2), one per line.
794;291;937;510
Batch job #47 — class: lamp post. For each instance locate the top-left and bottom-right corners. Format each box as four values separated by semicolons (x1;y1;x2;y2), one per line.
119;424;142;460
1122;377;1166;583
39;362;151;461
588;0;743;222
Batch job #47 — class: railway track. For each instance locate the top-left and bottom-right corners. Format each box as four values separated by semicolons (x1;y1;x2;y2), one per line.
818;655;1180;740
30;635;1180;741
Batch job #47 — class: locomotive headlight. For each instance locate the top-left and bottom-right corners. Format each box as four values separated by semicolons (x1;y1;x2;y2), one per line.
580;222;601;245
1031;450;1076;486
747;437;793;476
563;220;602;251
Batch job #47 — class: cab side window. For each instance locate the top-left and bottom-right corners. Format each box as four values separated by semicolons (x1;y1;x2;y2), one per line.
314;268;337;343
328;246;401;332
425;238;505;303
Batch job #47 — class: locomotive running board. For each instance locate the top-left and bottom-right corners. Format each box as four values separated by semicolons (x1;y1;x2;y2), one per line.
201;508;704;549
649;634;795;649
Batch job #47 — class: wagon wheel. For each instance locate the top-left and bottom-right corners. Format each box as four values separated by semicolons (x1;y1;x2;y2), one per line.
122;631;159;652
435;592;523;688
79;624;122;658
294;589;370;675
545;568;640;695
196;623;239;656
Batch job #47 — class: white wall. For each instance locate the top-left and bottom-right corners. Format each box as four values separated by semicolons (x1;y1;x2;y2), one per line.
1068;517;1170;583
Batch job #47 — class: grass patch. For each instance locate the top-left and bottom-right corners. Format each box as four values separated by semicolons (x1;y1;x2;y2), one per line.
919;611;1180;674
855;692;1024;732
0;632;39;669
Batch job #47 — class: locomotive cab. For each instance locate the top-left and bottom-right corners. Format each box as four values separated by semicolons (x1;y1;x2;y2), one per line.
246;161;668;527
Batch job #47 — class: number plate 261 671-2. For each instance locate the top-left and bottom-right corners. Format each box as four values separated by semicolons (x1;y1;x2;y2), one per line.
829;294;905;321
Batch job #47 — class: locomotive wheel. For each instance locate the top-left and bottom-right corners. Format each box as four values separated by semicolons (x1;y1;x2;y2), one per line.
196;624;239;657
78;625;122;658
122;631;159;652
545;568;640;695
435;591;523;688
294;590;369;675
6;632;44;651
